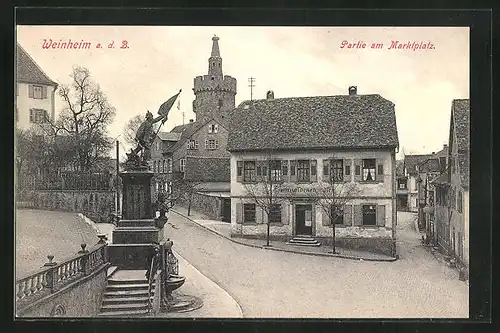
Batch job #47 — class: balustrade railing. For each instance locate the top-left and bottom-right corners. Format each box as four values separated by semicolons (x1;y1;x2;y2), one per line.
15;243;108;308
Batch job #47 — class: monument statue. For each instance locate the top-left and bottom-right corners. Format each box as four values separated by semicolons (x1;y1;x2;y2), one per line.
125;90;182;169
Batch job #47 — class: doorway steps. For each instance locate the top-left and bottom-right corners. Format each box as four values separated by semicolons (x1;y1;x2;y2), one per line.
286;235;321;247
98;269;155;317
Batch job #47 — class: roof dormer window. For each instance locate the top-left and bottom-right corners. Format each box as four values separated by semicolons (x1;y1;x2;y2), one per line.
208;124;218;134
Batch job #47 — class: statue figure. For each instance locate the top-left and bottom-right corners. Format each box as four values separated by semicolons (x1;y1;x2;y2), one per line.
124;90;181;169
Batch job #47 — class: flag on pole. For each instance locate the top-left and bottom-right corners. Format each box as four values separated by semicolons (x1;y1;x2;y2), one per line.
158;89;182;118
177;99;180;110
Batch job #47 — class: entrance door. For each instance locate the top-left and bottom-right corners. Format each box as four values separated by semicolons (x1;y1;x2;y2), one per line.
221;198;231;222
295;204;313;235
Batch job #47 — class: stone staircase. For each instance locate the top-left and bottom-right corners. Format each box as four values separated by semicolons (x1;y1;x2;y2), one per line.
286;235;321;247
98;268;155;317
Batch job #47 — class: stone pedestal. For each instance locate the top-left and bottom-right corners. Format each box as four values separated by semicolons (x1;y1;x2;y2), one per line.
108;169;166;269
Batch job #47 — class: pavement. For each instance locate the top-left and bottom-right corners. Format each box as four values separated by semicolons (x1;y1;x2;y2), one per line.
170;206;396;262
165;208;468;318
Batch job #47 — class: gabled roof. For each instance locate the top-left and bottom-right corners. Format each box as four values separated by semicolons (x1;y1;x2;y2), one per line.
227;94;398;152
418;158;441;173
452;99;470;153
404;154;432;176
17;44;58;86
157;131;181;141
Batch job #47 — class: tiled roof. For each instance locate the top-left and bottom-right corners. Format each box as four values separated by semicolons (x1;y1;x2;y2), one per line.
418;157;441;173
166;121;205;153
17;44;57;86
404;154;432;176
452;99;470;153
227;94;398;151
157;131;181;141
185;157;230;182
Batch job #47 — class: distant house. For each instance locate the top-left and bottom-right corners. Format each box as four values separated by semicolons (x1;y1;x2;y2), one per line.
396;160;408;211
431;99;469;277
227;87;399;256
16;43;58;132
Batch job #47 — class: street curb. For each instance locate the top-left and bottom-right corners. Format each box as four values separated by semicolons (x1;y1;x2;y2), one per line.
173;250;244;318
171;209;398;263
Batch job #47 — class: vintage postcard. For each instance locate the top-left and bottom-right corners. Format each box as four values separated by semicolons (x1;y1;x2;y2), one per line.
15;24;471;319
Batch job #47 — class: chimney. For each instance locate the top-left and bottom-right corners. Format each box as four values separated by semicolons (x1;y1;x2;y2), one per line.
443;144;448;150
189;119;194;123
348;86;357;95
432;152;435;154
266;90;274;99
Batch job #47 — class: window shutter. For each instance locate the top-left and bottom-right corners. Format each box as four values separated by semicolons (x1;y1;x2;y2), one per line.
322;159;329;177
377;204;386;227
29;85;34;98
290;160;297;182
282;160;289;182
215;140;219;149
281;203;289;224
343;204;353;226
377;159;384;183
322;207;331;226
235;202;242;224
42;86;47;99
256;206;263;224
237;161;243;182
354;204;363;225
214;124;219;133
310;160;317;182
354;159;362;182
344;159;351;178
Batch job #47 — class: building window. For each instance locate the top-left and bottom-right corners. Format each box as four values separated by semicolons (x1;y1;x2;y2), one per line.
282;161;288;177
269;160;282;182
29;109;49;123
362;159;376;181
331;159;344;182
243;161;256;182
153;161;157;173
269;204;281;223
168;158;172;173
297;160;310;182
458;190;463;213
208;124;218;134
362;205;376;226
188;140;199;150
244;204;256;223
331;205;344;225
162;160;166;173
180;158;186;172
29;85;46;99
345;164;351;176
206;139;218;150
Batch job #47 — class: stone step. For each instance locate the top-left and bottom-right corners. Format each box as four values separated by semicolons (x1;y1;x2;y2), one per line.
288;238;320;244
117;219;157;228
97;309;149;317
107;266;119;278
102;296;152;304
100;302;149;312
286;241;322;247
105;283;150;290
104;289;152;298
108;278;150;285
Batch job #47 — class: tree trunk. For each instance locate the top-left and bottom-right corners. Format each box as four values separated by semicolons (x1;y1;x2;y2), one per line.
332;218;336;254
187;192;192;216
266;213;270;246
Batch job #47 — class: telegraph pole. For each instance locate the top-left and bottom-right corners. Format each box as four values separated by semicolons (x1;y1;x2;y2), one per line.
248;77;256;101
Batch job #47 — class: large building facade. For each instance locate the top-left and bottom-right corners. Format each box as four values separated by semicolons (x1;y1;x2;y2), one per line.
227;88;399;256
16;44;58;132
432;99;469;276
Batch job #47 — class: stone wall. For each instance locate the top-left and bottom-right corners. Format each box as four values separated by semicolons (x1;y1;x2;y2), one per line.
178;192;222;220
17;263;108;317
16;190;116;223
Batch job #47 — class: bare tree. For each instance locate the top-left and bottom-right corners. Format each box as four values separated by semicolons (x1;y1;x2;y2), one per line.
45;66;116;171
307;156;360;253
243;150;289;247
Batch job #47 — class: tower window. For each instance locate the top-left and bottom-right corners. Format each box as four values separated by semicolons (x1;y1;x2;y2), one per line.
218;99;223;108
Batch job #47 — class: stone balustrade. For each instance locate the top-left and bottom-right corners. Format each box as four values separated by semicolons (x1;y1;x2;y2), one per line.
16;243;107;310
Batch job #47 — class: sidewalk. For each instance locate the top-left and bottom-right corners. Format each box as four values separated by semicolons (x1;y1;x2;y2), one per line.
170;206;397;262
96;220;242;318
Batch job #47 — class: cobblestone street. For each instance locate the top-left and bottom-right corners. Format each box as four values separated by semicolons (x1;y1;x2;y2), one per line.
165;210;468;318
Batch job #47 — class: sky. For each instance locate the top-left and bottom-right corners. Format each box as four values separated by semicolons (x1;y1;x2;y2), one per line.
16;26;469;159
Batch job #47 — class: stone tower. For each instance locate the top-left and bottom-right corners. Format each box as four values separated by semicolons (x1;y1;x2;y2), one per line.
193;35;237;121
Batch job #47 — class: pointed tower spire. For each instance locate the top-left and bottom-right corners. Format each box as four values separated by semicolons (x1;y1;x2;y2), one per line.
211;35;221;58
208;35;223;77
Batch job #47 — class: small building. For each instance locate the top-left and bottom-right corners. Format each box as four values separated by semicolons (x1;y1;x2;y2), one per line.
227;87;399;256
432;99;469;275
395;160;409;211
16;43;58;132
